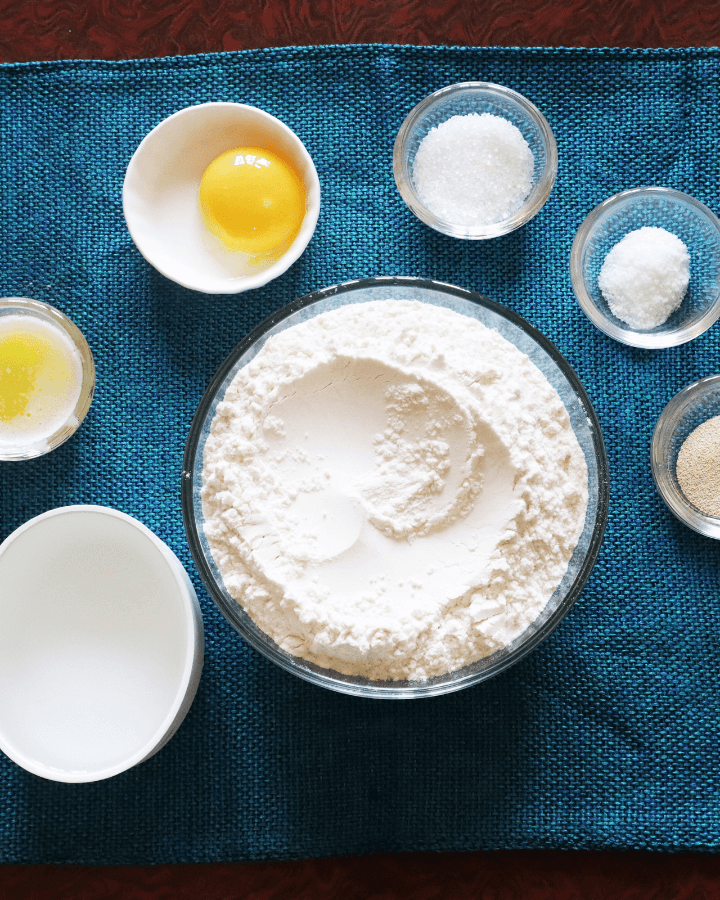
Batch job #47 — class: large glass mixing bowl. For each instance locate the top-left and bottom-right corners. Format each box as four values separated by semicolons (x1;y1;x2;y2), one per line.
182;277;608;698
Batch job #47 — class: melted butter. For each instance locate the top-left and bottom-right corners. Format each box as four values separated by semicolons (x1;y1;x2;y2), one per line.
0;316;82;443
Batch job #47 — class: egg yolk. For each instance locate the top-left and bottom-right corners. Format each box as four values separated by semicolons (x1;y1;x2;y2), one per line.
198;146;306;256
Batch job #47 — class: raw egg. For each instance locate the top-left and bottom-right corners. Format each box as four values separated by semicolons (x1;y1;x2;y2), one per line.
123;103;321;292
198;146;306;257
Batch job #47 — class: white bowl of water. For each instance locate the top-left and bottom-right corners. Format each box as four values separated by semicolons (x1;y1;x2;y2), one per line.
0;506;203;782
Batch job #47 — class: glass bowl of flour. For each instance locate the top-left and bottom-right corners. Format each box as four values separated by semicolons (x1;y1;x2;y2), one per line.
393;83;558;239
183;277;608;698
570;187;720;348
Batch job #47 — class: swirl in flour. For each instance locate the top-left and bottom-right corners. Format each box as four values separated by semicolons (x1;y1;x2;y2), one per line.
202;300;588;681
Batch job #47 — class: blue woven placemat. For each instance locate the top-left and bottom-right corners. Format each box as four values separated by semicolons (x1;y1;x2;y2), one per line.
1;45;719;863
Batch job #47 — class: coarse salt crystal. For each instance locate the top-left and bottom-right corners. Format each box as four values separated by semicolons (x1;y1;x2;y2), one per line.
412;112;535;226
598;226;690;330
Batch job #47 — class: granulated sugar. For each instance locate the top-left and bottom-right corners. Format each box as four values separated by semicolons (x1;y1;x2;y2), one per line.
412;113;535;226
598;226;690;329
202;300;588;682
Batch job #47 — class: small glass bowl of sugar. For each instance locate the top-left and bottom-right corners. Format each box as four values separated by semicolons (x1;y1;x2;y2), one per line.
393;82;558;239
570;187;720;349
652;374;720;538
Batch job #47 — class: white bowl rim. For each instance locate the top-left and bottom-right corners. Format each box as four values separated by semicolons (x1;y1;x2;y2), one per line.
122;101;321;294
0;504;204;782
570;186;720;348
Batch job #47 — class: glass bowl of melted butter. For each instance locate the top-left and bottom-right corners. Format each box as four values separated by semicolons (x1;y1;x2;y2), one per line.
0;298;95;460
123;102;321;294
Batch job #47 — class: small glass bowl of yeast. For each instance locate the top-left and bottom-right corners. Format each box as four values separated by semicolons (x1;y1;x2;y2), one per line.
0;297;94;460
652;374;720;539
570;187;720;349
393;82;557;239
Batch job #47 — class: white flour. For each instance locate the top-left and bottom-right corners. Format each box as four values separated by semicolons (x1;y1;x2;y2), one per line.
202;300;588;681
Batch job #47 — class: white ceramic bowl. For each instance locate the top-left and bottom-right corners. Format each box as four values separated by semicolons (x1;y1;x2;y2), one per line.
123;102;321;294
0;506;204;782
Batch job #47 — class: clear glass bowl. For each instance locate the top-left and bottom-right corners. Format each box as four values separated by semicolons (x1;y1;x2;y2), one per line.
393;82;558;239
570;187;720;348
0;297;94;460
182;277;609;698
651;374;720;538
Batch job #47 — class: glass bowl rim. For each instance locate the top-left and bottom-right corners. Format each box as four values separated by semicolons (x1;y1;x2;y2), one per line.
651;373;720;538
569;186;720;349
182;276;609;698
0;297;95;460
392;81;558;240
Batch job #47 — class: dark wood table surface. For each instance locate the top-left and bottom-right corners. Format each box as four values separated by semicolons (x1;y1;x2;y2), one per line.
2;1;720;897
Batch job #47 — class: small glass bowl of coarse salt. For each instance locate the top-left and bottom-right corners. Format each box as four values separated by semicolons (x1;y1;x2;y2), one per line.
570;187;720;349
393;82;558;239
652;374;720;539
